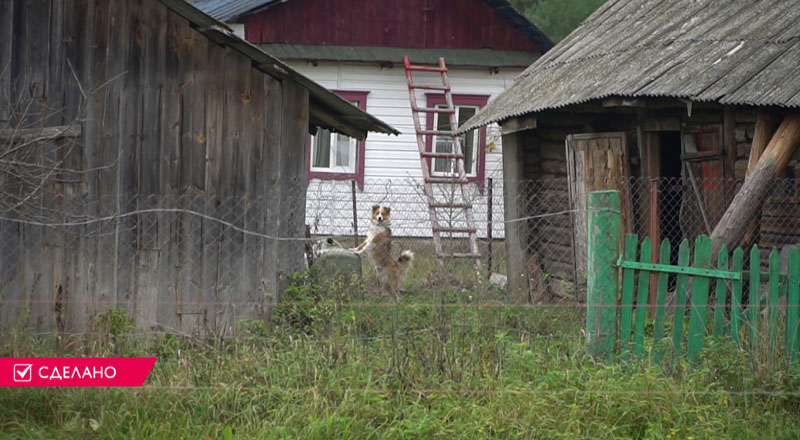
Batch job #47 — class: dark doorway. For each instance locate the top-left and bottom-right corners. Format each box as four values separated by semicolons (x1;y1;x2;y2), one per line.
659;131;683;266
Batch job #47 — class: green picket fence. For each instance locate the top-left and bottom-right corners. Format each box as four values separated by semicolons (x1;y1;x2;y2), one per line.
585;190;800;366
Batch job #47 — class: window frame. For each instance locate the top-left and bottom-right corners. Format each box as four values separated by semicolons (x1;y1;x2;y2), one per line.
307;90;369;189
424;93;489;189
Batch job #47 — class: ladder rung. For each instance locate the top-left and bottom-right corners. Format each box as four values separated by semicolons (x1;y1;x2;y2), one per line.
433;227;477;233
406;65;447;73
438;253;482;259
429;203;472;209
411;106;456;114
419;129;455;136
409;84;450;91
420;151;463;159
425;177;469;184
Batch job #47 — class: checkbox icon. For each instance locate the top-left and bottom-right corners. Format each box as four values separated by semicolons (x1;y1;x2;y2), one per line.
13;364;32;382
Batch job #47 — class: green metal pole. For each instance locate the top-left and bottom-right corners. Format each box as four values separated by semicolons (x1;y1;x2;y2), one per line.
586;190;621;361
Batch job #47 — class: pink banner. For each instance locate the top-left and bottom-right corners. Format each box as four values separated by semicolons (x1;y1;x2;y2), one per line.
0;358;157;387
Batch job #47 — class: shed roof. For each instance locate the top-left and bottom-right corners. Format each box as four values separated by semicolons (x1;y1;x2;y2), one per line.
163;0;399;139
459;0;800;133
192;0;553;52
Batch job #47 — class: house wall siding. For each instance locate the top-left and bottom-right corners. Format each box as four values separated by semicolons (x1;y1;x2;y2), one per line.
243;0;542;52
297;61;521;238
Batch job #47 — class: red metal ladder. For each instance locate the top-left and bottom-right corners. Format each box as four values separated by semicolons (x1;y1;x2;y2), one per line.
403;55;481;269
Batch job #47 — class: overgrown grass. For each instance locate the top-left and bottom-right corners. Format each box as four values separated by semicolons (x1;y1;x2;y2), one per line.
3;269;800;439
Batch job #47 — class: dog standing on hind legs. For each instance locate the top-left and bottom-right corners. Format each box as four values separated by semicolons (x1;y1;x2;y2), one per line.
350;205;414;301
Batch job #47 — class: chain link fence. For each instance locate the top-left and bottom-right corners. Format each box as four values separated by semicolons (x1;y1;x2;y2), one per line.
2;176;800;335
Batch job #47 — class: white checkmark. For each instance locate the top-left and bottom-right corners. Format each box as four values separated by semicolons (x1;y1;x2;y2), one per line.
15;365;31;378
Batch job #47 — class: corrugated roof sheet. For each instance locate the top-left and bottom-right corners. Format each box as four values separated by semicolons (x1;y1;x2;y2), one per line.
260;44;541;67
193;0;553;51
190;0;280;22
460;0;800;133
161;0;399;138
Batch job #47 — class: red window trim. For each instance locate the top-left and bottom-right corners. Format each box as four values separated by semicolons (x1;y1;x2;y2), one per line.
425;93;489;192
307;90;369;190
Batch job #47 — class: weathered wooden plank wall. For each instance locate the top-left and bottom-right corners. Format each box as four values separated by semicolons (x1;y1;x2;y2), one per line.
0;0;310;334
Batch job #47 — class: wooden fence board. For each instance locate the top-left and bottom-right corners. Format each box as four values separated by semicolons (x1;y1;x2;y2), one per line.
619;233;638;357
672;239;691;358
633;237;651;359
688;235;712;364
653;239;671;364
731;248;744;345
749;245;760;353
768;248;780;358
712;245;729;338
787;247;800;362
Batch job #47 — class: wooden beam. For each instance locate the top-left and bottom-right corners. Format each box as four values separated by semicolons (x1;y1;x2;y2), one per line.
711;111;800;256
747;109;776;176
740;108;778;249
501;115;537;135
643;117;680;132
501;131;531;303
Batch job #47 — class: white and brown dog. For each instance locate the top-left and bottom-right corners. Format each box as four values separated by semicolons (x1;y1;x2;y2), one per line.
351;205;414;300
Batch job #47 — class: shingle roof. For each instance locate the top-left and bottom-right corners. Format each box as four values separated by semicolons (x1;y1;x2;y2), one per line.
192;0;553;52
459;0;800;133
162;0;399;139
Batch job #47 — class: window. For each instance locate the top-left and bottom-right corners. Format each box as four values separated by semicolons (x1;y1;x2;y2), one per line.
310;129;358;174
425;94;489;185
307;90;368;188
432;105;479;176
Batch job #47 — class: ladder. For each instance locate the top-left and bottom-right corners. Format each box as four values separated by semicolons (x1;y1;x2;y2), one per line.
403;55;481;269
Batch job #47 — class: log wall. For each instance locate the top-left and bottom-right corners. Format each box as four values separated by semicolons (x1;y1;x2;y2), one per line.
509;105;800;302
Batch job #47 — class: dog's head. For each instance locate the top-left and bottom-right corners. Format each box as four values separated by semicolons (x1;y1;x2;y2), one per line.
370;205;391;226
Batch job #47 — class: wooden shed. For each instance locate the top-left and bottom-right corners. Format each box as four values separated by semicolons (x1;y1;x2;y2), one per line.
459;0;800;301
0;0;397;334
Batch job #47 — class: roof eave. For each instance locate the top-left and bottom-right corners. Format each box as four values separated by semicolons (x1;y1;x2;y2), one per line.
160;0;399;138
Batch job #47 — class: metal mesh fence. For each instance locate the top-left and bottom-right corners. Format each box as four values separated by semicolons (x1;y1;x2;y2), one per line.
2;177;800;335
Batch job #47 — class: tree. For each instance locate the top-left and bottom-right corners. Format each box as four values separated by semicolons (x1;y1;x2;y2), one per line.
510;0;606;43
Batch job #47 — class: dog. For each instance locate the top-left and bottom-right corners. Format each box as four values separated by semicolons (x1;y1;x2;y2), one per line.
350;205;414;300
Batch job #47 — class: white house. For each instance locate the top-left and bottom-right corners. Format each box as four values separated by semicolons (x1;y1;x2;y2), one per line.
195;0;552;238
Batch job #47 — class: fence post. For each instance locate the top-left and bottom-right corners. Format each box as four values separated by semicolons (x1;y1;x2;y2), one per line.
351;180;359;247
586;190;621;361
487;178;493;279
648;178;659;315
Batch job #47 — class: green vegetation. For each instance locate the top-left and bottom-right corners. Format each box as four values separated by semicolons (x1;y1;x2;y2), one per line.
3;267;800;439
511;0;606;43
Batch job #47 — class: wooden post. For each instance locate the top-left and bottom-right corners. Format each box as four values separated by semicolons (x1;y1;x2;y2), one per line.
586;190;621;361
501;131;530;302
711;111;800;256
487;178;493;279
648;178;660;315
740;109;777;248
351;179;359;248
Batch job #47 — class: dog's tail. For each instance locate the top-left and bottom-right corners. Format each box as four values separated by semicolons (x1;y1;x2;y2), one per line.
397;250;414;281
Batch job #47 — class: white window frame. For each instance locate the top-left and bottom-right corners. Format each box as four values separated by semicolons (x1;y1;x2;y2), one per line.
310;129;358;174
432;104;480;177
